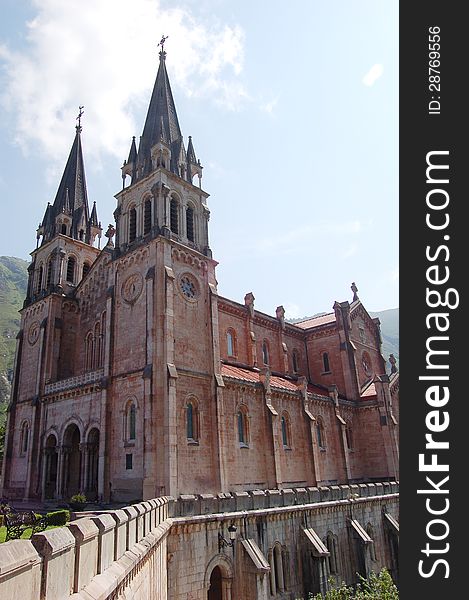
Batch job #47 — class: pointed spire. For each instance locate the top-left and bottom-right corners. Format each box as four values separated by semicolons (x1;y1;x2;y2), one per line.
186;136;197;165
135;42;183;180
90;201;98;227
63;188;71;214
52;124;89;220
39;112;95;245
127;136;137;164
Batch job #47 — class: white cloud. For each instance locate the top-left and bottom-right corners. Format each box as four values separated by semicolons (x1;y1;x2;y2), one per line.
246;219;366;259
260;96;278;116
282;302;304;320
0;0;246;164
340;243;358;259
362;63;384;87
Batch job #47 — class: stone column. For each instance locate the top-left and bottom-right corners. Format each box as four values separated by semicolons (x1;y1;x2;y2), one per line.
101;287;114;502
209;283;228;491
164;258;178;496
142;266;156;500
57;248;66;288
222;577;232;600
56;446;63;499
41;449;48;501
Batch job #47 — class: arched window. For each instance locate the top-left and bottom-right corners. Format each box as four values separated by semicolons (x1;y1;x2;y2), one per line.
186;206;194;242
170;198;179;234
345;421;354;450
262;340;270;365
129;207;137;242
292;350;300;373
20;421;29;455
36;265;43;294
85;331;94;371
79;229;84;241
82;262;91;279
322;352;330;373
61;223;67;235
46;259;53;287
94;322;101;368
186;399;199;442
281;412;291;448
274;543;285;592
66;256;76;284
325;532;339;574
316;417;326;450
144;198;152;235
129;404;136;440
124;400;137;442
226;329;237;358
100;311;106;366
237;406;249;447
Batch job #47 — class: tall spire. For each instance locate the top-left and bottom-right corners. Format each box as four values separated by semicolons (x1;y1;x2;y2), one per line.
134;39;184;180
38;110;100;245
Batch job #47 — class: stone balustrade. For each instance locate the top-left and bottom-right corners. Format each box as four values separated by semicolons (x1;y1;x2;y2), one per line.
44;368;104;394
175;480;399;517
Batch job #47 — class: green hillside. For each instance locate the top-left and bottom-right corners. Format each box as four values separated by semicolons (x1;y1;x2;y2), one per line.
0;256;29;410
370;308;399;366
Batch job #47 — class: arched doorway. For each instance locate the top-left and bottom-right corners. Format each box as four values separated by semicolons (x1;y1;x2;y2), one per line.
208;566;223;600
63;424;81;498
44;434;58;499
86;428;99;500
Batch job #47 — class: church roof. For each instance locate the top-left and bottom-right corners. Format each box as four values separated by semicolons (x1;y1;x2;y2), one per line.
39;124;99;245
135;48;183;180
221;363;328;397
52;126;89;219
294;312;336;329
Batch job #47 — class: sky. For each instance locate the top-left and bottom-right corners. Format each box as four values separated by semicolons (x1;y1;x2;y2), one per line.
0;0;398;318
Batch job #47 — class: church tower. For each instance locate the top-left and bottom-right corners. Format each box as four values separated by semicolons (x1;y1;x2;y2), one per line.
1;118;103;501
104;40;224;500
26;117;102;305
115;42;209;257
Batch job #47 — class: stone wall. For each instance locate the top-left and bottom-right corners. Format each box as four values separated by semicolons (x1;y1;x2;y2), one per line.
0;486;399;599
0;497;171;600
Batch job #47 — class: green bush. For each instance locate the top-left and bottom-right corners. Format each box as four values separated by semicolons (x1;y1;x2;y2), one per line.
297;568;398;600
46;509;70;526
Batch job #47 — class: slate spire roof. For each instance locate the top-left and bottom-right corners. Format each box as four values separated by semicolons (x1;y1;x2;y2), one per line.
53;125;89;219
39;124;98;245
127;47;201;185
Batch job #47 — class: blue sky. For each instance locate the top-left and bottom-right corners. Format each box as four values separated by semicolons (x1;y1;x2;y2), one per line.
0;0;398;318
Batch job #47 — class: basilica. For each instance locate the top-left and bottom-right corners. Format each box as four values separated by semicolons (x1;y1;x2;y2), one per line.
0;45;399;507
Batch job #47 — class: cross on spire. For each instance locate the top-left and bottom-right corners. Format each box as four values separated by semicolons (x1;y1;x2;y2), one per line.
76;105;84;131
158;34;168;59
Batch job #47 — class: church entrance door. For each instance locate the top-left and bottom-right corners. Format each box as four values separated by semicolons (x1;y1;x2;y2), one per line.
208;566;223;600
63;424;81;498
44;434;58;499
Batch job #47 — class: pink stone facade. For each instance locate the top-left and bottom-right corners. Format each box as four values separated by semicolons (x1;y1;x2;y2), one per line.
0;51;399;506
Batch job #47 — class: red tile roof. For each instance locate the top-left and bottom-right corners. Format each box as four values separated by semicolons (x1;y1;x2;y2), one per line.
220;364;328;397
294;312;336;330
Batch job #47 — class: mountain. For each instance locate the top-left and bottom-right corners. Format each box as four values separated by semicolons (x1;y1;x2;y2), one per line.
0;256;29;412
370;308;399;365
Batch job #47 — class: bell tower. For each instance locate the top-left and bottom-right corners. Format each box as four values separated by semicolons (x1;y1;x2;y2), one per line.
115;40;210;257
25;115;102;305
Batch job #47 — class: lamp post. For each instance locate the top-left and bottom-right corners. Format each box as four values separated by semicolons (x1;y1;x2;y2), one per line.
218;523;237;551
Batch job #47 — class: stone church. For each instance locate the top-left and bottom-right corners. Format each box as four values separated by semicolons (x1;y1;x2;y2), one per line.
0;45;399;509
